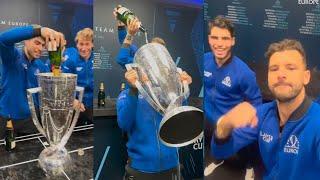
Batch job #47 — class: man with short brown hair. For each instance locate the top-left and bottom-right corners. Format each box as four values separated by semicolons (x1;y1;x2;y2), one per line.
204;15;262;179
211;39;320;179
0;25;65;137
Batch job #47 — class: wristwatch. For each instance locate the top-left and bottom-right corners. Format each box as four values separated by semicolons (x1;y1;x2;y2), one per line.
126;34;133;41
31;24;42;37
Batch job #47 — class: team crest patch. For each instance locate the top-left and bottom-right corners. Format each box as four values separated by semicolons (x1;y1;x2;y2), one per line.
204;71;212;77
284;135;299;155
222;76;231;87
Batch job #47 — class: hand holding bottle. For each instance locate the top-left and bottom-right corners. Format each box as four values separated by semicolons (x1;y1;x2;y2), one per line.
127;18;141;36
40;27;65;50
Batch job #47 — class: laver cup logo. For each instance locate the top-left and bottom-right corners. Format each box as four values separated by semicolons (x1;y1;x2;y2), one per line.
284;135;300;155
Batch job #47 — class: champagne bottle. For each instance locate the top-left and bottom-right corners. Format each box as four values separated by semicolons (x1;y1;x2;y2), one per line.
98;82;106;107
48;42;62;76
5;119;16;151
115;5;146;32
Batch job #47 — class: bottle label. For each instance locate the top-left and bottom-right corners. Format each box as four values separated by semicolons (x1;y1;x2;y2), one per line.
11;141;16;149
5;138;16;150
118;7;130;15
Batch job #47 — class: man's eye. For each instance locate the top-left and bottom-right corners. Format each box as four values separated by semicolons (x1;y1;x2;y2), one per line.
287;65;297;70
210;36;218;40
269;67;278;71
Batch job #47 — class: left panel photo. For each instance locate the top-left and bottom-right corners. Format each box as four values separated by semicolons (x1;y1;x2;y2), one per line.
0;0;94;179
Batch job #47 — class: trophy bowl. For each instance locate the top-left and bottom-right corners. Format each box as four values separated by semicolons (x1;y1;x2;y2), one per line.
160;106;203;147
127;43;203;147
27;73;84;175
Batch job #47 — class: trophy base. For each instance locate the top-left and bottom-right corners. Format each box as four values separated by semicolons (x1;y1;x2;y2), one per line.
159;106;203;147
38;146;71;176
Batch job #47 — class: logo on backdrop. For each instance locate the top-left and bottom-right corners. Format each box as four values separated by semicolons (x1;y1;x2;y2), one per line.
298;0;319;4
94;26;115;33
0;19;30;27
165;9;181;33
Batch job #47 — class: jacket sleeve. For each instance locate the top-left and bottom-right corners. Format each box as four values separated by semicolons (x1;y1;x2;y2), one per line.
318;139;320;162
42;60;50;72
0;26;36;46
211;126;259;159
240;70;262;108
61;59;74;73
211;107;262;159
116;27;138;68
0;26;38;66
116;47;134;69
117;88;138;132
118;26;127;45
61;48;76;74
316;125;320;162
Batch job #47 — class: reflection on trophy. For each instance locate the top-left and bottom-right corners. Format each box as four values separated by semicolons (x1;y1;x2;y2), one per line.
27;73;84;175
126;43;203;147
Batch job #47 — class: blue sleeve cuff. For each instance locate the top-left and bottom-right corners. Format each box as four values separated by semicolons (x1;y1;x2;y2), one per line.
116;89;138;131
0;26;38;46
116;47;133;68
118;28;127;44
211;132;235;159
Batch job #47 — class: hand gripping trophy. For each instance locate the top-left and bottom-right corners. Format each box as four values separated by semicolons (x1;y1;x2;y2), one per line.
126;43;203;147
26;42;84;175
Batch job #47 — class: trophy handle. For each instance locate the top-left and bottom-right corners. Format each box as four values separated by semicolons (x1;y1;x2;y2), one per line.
177;68;190;99
56;86;84;149
125;63;165;113
27;87;46;136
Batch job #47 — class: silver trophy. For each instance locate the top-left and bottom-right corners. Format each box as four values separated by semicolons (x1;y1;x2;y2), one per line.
27;73;84;175
126;43;203;147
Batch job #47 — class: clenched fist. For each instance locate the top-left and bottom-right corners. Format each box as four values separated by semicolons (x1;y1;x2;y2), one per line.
216;102;258;139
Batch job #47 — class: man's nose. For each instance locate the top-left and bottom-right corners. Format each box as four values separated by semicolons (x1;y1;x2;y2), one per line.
215;39;224;46
37;45;43;51
277;70;287;81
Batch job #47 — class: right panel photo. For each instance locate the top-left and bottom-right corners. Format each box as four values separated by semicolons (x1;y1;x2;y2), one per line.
204;0;320;180
93;0;204;180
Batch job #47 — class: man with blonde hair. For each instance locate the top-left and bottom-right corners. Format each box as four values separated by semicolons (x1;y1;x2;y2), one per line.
62;27;94;125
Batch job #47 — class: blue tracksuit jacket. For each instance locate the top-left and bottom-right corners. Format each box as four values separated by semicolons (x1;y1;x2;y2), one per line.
61;47;93;108
203;52;262;124
0;26;49;120
211;97;320;179
117;88;179;172
116;26;138;69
